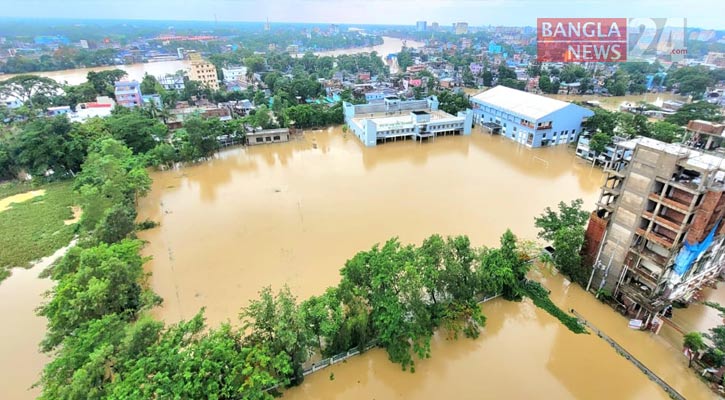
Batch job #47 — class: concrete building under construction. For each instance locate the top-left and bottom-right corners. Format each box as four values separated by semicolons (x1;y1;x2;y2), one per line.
585;137;725;327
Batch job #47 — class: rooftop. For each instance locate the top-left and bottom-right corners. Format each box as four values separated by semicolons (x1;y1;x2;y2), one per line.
617;137;725;173
472;86;583;120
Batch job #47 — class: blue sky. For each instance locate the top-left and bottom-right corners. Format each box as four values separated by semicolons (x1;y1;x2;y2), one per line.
0;0;723;29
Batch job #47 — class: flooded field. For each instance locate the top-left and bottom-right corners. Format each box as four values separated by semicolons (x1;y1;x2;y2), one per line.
137;126;718;399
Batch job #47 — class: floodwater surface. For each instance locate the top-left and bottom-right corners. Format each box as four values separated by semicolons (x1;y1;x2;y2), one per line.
138;127;604;325
0;190;45;212
137;127;719;399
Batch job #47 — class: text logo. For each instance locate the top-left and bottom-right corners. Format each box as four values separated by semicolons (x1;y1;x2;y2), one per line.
538;18;627;62
537;18;687;63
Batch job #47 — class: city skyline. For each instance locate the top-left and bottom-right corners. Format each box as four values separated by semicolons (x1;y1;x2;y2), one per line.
0;0;723;30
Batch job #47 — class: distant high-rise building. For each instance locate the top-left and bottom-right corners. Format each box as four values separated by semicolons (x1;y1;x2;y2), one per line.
454;22;469;35
189;57;220;91
264;18;270;32
416;21;427;32
79;39;89;49
431;22;439;31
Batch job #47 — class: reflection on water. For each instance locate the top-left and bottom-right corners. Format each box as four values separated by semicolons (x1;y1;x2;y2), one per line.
134;126;717;399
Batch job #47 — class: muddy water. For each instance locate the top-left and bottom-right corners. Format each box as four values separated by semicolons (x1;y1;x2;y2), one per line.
138;126;719;399
0;60;192;86
138;127;604;325
0;241;75;400
286;270;718;400
0;189;45;212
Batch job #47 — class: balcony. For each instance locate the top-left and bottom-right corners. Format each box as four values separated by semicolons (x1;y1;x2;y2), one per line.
636;227;675;249
648;193;690;213
642;211;683;232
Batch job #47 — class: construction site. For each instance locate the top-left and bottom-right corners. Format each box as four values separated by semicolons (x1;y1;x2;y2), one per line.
585;137;725;333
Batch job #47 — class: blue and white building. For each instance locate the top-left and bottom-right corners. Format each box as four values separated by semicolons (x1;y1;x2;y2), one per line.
471;86;594;148
344;95;473;147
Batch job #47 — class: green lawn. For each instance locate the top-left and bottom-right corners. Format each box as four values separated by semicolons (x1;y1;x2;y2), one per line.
0;181;78;281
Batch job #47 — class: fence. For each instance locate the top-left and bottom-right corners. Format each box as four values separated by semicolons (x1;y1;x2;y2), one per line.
571;309;686;400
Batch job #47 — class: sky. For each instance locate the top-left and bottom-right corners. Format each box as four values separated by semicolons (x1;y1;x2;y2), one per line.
0;0;723;30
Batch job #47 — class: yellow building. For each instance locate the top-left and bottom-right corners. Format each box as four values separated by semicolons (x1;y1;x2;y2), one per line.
188;54;219;91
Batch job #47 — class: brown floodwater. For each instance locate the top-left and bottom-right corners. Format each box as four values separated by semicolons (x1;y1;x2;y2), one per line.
0;242;75;400
137;126;719;399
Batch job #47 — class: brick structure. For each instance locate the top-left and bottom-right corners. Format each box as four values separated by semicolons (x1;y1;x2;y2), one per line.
585;137;725;327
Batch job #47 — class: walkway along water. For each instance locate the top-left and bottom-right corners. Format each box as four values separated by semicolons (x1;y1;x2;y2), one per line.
571;309;686;400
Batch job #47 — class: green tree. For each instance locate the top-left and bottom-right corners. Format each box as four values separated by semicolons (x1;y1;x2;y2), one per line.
539;73;553;93
589;133;613;164
38;240;151;351
665;102;723;126
649;121;683;143
552;225;587;284
534;199;589;242
140;73;159;95
0;74;60;109
87;69;128;98
105;111;168;154
683;332;706;368
240;285;311;384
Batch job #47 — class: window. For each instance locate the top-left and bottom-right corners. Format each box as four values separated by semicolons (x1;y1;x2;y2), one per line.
256;137;263;143
265;137;272;141
273;135;280;140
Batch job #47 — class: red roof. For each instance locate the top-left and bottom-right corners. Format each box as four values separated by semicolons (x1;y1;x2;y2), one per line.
84;103;112;108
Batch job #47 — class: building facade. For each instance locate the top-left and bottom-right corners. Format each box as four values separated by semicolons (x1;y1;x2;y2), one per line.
222;66;249;83
158;75;185;91
246;128;290;146
471;86;594;148
189;58;219;90
586;137;725;328
114;81;142;108
343;96;473;147
416;21;427;32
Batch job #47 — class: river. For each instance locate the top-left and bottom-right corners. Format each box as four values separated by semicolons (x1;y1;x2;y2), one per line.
136;126;719;399
0;37;420;86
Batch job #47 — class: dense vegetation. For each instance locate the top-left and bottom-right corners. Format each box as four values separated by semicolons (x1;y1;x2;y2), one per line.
535;199;591;286
0;180;77;280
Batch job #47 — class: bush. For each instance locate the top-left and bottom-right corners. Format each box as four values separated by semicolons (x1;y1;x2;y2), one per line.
522;281;587;334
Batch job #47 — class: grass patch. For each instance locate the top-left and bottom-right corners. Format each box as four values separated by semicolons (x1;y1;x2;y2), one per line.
0;181;38;199
522;280;588;334
0;180;78;281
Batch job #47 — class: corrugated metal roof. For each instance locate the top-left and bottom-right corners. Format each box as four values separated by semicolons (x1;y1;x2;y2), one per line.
472;86;585;120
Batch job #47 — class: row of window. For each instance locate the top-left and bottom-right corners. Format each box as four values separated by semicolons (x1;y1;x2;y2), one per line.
254;135;283;143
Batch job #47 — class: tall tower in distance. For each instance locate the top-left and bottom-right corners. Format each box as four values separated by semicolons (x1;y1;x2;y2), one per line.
264;17;270;32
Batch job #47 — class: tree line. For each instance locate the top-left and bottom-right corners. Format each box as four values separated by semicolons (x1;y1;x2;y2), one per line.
582;102;724;159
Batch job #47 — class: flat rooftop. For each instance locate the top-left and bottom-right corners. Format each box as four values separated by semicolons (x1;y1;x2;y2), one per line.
351;109;459;128
617;137;725;172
